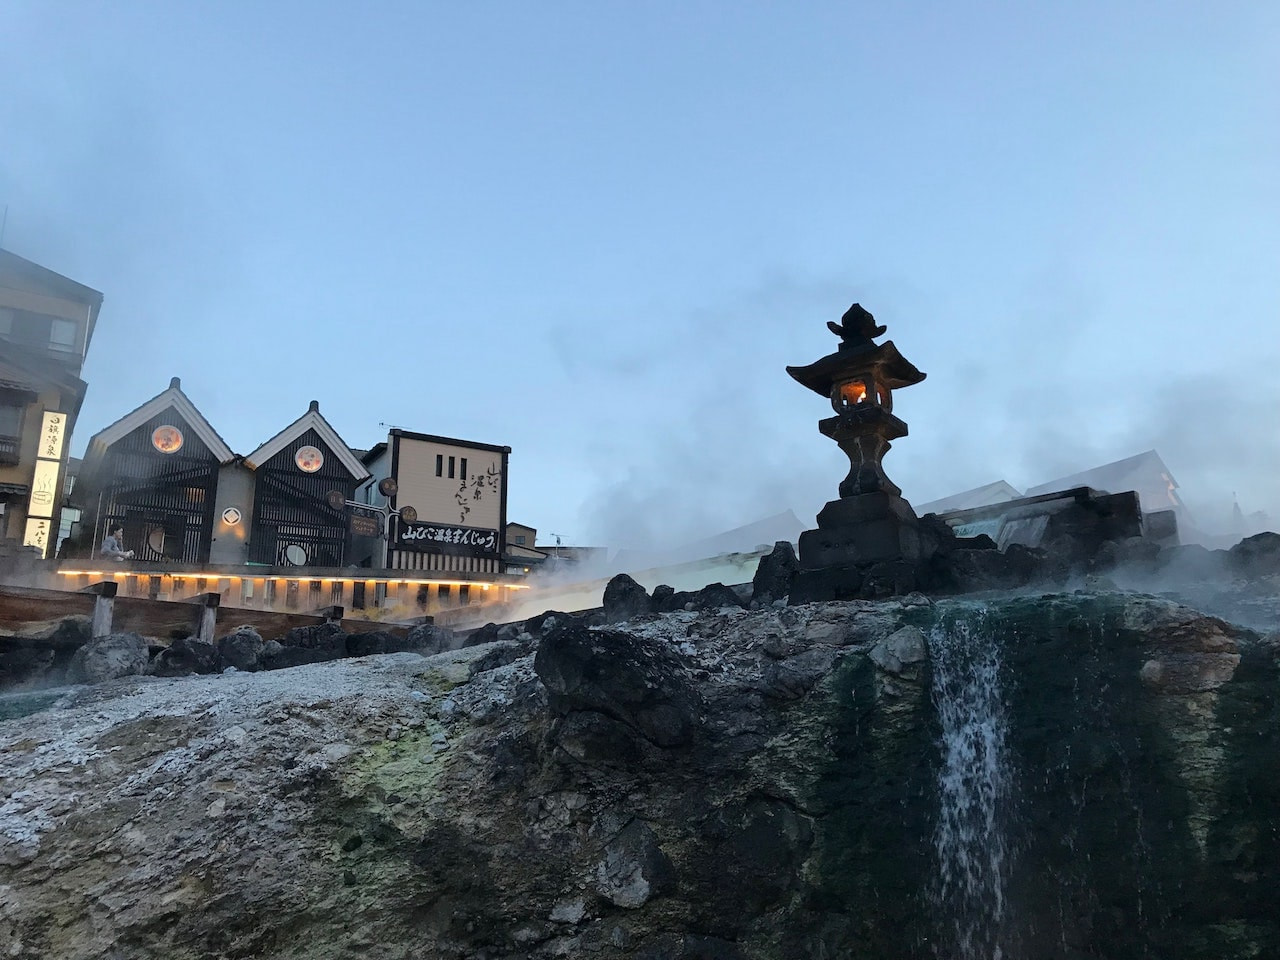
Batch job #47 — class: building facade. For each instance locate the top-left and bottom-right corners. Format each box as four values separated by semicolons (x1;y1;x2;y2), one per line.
358;429;511;575
0;250;102;557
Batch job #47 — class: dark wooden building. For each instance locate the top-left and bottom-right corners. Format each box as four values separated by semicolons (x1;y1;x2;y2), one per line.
76;378;235;563
243;401;370;568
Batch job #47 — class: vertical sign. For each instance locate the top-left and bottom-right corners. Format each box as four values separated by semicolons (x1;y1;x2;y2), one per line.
22;411;68;557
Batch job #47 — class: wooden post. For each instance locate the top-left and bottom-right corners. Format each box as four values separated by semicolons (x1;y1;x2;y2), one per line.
188;592;221;643
80;580;118;638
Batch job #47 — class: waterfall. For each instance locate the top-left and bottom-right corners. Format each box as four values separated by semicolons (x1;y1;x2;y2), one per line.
929;607;1013;960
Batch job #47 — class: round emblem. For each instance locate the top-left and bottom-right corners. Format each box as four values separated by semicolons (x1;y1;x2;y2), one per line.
398;505;418;524
221;507;242;525
295;445;324;473
152;425;184;454
284;544;308;566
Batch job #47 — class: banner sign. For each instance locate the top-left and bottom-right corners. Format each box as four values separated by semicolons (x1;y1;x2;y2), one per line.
396;521;500;557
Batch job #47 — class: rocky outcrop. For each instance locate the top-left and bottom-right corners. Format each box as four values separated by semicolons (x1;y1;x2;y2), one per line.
1;592;1277;959
65;632;150;684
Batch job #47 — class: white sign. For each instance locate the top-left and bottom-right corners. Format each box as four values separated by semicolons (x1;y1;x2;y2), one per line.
38;411;67;461
26;459;61;519
23;517;52;553
222;507;243;525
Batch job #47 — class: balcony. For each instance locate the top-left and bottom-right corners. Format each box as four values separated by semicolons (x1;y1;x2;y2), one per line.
0;435;19;466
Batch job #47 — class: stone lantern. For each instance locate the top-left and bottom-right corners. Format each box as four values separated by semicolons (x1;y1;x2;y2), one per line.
786;303;930;600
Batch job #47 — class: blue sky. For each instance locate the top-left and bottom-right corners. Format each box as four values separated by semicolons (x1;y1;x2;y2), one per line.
2;1;1277;547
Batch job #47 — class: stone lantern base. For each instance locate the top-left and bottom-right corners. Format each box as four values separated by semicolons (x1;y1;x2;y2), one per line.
790;491;936;603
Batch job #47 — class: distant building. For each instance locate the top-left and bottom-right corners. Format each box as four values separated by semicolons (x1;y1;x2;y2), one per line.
0;249;103;557
916;480;1022;516
1024;450;1184;518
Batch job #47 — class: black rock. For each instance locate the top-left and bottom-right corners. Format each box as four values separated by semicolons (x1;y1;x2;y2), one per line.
689;582;747;612
602;573;652;623
751;541;800;606
346;631;402;657
534;621;701;749
463;622;502;648
150;637;218;677
218;627;266;672
404;623;459;655
1228;531;1280;577
651;584;675;608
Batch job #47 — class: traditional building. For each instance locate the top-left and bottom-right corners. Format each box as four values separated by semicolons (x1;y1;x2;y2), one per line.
358;429;510;575
0;250;103;557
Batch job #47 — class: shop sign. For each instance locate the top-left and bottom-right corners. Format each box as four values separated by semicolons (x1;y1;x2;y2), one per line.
349;506;382;538
397;521;499;556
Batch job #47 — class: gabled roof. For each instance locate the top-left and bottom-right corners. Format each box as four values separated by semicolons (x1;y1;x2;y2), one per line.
84;377;235;463
1024;450;1180;503
917;480;1023;516
244;401;370;481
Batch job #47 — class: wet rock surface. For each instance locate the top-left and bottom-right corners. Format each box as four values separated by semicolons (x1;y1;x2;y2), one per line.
0;589;1278;959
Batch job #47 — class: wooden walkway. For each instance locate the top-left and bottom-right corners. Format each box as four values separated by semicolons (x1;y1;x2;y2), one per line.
0;582;355;643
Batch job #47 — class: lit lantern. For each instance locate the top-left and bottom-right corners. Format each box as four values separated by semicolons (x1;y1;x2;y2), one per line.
788;303;925;498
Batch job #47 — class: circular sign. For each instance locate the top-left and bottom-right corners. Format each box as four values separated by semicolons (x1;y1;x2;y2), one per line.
221;507;242;525
152;425;184;454
378;477;399;498
295;445;324;473
326;490;346;511
284;544;308;566
398;504;418;524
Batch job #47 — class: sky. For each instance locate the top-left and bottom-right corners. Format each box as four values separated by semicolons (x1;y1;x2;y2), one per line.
2;1;1277;550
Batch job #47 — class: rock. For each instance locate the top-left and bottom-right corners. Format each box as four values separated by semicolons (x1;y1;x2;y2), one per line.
404;622;460;655
534;622;700;749
217;626;265;672
752;541;799;605
66;632;150;684
1;616;92;689
345;631;400;657
280;623;348;660
869;625;928;676
651;585;675;609
593;819;674;909
463;623;502;647
2;592;1279;958
602;574;652;623
149;636;218;677
1228;531;1280;577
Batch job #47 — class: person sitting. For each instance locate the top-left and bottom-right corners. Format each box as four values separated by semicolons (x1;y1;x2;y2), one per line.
100;524;135;560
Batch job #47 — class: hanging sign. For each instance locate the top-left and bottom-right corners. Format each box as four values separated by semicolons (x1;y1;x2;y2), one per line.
349;506;383;538
396;521;500;557
39;411;67;461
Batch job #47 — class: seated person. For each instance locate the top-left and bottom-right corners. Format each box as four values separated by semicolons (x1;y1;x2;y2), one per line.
100;524;135;560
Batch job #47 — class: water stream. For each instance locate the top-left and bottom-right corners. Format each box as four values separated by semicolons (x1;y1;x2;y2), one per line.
928;607;1014;960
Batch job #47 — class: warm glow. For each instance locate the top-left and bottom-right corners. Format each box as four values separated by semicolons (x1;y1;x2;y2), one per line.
840;380;868;405
56;570;529;590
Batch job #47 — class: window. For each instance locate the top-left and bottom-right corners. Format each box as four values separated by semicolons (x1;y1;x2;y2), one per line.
0;401;22;436
49;318;78;352
515;534;526;545
448;456;455;479
435;454;443;477
460;457;467;481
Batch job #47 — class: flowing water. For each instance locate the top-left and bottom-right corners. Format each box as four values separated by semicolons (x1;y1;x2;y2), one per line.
929;607;1014;959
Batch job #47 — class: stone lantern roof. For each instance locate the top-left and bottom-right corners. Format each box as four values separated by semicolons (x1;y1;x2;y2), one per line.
786;339;926;397
787;303;926;397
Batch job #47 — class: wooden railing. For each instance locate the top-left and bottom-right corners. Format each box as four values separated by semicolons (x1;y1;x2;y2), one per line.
0;435;19;465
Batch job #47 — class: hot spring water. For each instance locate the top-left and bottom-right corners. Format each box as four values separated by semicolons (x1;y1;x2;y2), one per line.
928;607;1013;960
